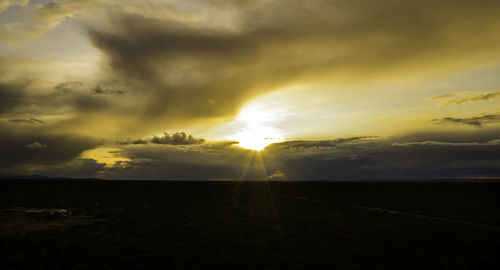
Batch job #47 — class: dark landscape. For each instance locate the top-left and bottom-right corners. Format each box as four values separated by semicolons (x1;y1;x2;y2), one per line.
2;1;500;269
1;180;499;270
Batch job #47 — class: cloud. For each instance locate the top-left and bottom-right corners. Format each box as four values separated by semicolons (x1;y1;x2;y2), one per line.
0;77;121;120
4;0;500;139
433;114;500;127
8;117;44;124
150;132;205;145
2;1;500;180
5;128;499;180
0;126;101;174
267;170;286;180
25;141;47;148
0;82;25;114
392;140;500;147
98;143;247;180
0;75;144;140
33;158;106;179
261;135;500;180
428;91;500;106
264;137;372;152
0;0;99;42
120;132;205;145
54;81;84;92
92;85;124;95
86;0;500;126
0;0;29;14
60;130;499;180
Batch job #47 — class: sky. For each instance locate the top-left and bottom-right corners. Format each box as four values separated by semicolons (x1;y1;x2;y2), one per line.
1;0;499;180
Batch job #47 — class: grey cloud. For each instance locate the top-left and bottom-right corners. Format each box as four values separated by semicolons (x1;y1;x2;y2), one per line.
433;114;500;127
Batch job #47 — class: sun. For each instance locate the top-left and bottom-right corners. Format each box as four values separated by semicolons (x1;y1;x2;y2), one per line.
230;107;284;150
227;98;285;150
232;125;283;150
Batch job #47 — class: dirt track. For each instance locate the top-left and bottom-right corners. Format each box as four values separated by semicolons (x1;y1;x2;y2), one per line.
282;193;500;230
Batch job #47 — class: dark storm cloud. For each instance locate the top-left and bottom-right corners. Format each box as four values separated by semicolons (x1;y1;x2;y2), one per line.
87;0;500;122
87;14;261;119
433;114;500;127
0;126;101;173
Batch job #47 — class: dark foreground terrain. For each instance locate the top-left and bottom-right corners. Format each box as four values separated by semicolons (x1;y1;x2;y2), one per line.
1;180;499;270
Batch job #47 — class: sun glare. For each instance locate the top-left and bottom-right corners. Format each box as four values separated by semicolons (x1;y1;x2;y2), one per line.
232;126;283;150
231;104;284;150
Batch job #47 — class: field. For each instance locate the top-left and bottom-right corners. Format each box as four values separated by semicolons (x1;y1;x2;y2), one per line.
1;180;499;269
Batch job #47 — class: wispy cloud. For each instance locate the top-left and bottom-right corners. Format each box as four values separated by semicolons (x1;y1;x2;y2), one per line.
428;91;500;106
9;117;44;124
433;113;500;127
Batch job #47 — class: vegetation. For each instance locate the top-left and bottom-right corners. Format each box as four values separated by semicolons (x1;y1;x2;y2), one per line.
1;180;499;269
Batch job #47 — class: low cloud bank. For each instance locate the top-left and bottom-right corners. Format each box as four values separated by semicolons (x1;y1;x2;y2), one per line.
22;130;500;180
